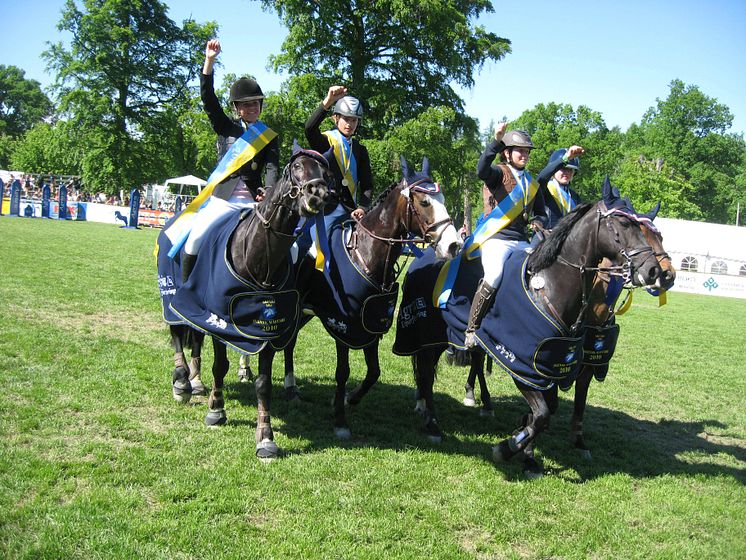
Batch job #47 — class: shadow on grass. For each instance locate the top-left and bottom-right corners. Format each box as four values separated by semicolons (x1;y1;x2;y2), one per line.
207;369;745;484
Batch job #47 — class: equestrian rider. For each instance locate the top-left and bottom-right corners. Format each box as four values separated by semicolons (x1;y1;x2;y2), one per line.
533;145;585;232
180;39;279;281
304;85;373;227
464;122;547;348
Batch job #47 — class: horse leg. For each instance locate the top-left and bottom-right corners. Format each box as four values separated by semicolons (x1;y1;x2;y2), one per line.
518;386;559;477
170;325;192;404
346;341;381;406
413;349;443;443
474;351;494;416
237;353;254;383
283;334;302;402
571;366;594;460
255;347;280;460
464;356;478;408
332;341;352;439
205;337;229;427
492;383;551;478
188;329;207;396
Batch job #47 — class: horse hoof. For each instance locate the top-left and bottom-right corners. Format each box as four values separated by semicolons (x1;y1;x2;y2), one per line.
190;377;207;396
238;368;253;383
256;439;279;462
334;427;352;440
491;441;512;463
285;386;302;402
427;434;443;444
205;408;227;427
172;382;192;404
479;407;495;418
522;458;544;479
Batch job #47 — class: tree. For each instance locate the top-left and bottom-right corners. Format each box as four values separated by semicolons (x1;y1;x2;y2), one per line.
255;0;510;136
42;0;216;193
0;65;53;138
510;102;624;200
629;79;746;223
11;121;84;176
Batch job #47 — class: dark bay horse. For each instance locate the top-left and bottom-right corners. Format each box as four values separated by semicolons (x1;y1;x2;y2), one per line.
157;147;331;460
283;156;462;438
462;193;676;467
393;180;664;476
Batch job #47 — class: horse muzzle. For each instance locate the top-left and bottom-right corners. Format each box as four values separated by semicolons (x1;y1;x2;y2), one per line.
433;224;462;260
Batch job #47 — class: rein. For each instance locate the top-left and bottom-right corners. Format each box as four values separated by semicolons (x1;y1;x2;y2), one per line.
531;204;656;334
242;160;325;288
347;184;452;290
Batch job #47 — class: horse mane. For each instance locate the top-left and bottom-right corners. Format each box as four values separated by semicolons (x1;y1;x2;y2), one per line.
367;181;400;212
527;202;595;273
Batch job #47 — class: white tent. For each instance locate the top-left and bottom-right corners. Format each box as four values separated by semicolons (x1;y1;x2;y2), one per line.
164;174;207;190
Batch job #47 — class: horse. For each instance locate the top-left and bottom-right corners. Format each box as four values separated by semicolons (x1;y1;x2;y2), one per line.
392;179;664;477
156;146;331;461
281;156;462;438
461;191;677;468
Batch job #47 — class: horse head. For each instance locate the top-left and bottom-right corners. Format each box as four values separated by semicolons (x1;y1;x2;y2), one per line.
594;177;663;288
398;155;462;259
284;141;332;218
601;177;675;290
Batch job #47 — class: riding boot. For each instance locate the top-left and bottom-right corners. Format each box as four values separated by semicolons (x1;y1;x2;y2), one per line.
181;252;198;284
464;279;496;348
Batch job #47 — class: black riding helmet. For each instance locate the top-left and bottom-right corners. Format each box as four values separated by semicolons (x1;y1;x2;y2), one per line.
229;77;265;106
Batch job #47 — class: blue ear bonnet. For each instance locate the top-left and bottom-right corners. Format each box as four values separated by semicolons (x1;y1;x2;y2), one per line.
400;155;440;193
291;139;331;168
600;175;660;231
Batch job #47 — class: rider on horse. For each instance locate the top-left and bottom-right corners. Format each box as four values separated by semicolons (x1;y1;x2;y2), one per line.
177;39;280;281
304;86;373;232
533;145;586;232
464;122;547;348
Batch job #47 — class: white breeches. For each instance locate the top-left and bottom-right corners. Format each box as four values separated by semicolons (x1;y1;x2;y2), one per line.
183;195;256;255
480;237;530;288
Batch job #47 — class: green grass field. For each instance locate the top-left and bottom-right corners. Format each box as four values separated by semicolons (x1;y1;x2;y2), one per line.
1;217;744;559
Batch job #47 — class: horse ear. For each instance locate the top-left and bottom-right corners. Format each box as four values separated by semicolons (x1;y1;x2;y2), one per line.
644;201;661;221
292;139;301;155
400;155;412;180
601;176;614;205
421;157;430;178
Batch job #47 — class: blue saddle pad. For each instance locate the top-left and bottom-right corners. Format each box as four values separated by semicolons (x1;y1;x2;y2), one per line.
165;211;300;354
304;222;398;349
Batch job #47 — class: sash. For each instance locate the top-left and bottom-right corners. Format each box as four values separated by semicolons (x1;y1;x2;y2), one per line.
323;130;358;201
546;178;576;216
434;168;538;307
165;121;277;257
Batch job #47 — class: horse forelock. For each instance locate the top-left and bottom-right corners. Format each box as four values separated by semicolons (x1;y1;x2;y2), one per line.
527;202;594;273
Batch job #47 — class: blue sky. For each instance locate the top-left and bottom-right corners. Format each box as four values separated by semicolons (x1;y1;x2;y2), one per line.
2;0;745;136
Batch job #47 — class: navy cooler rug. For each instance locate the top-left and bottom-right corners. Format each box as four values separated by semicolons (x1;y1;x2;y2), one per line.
167;211;300;355
156;214;185;325
305;222;399;349
474;251;584;390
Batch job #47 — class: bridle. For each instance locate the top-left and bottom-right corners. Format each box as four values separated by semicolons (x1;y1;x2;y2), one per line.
245;154;328;287
531;202;658;333
349;178;453;289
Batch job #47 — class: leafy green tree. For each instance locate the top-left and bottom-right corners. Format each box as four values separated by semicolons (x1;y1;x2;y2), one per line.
366;106;482;227
0;65;53;138
10;121;84;176
255;0;510;136
510;102;624;200
42;0;216;193
629;79;746;223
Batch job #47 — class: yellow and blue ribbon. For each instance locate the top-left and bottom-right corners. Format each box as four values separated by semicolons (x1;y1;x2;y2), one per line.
165;121;277;258
323;130;358;202
433;172;538;308
546;178;576;216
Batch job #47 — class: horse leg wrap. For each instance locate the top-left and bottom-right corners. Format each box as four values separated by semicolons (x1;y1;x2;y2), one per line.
464;279;496;348
174;352;187;371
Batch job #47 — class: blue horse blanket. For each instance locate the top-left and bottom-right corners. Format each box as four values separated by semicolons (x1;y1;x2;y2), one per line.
157;211;300;355
394;248;584;390
303;222;399;349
